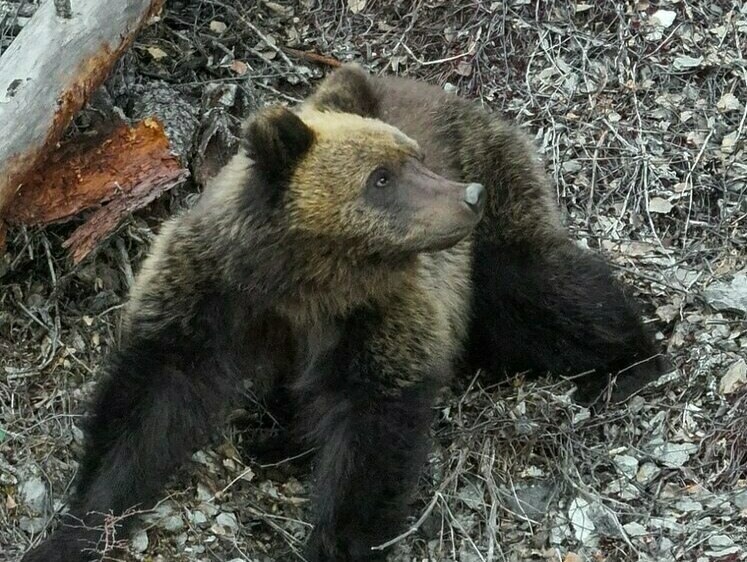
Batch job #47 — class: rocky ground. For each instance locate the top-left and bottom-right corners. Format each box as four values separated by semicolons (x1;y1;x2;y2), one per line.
1;1;746;561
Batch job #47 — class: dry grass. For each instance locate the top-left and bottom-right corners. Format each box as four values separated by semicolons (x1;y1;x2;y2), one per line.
2;1;747;561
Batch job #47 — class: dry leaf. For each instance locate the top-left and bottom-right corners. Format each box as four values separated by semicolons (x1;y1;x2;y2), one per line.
673;55;703;71
721;131;738;154
717;92;741;113
348;0;366;14
455;60;473;76
264;1;293;17
649;197;673;214
147;46;168;60
651;9;676;29
720;360;747;395
230;60;248;75
210;20;227;34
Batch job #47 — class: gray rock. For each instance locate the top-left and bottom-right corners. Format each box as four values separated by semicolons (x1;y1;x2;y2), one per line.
720;359;747;395
131;529;148;553
19;516;47;534
568;497;596;544
500;481;557;521
189;510;209;528
636;463;661;484
708;535;734;548
650;442;698;468
674;499;703;512
623;521;647;537
613;454;639;478
705;546;741;558
212;512;239;536
457;480;484;511
20;476;47;513
159;515;185;532
704;271;747;314
733;488;747;510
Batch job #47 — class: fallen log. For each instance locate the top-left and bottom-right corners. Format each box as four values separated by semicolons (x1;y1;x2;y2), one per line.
0;0;165;217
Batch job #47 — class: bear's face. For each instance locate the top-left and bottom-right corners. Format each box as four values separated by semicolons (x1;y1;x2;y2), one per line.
245;106;485;256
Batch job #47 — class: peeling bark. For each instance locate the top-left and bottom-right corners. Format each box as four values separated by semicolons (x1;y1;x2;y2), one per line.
5;119;187;264
0;0;165;217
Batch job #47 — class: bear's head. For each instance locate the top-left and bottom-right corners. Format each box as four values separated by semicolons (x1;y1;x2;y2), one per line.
243;105;485;257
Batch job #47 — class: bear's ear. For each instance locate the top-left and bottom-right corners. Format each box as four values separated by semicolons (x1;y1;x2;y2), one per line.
307;63;378;118
244;106;315;183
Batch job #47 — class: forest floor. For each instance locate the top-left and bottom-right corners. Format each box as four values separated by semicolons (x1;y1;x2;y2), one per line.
1;1;747;561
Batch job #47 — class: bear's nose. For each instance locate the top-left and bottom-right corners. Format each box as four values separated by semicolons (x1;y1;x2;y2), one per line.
463;183;486;215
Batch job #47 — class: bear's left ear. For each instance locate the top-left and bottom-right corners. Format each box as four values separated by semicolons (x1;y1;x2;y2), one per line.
306;63;378;118
244;106;315;183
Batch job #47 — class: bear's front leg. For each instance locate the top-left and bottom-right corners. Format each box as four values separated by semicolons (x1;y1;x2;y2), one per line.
294;307;448;561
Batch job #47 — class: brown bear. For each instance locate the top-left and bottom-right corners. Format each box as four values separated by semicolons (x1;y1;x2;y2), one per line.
21;64;666;562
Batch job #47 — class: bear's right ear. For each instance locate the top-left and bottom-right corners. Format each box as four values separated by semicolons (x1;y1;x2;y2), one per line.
244;106;315;183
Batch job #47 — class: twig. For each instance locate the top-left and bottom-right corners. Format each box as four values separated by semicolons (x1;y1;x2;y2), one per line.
281;47;341;68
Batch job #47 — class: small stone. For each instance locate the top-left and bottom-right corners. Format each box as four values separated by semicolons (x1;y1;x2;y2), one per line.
568;497;596;544
637;462;661;484
613;455;639;479
501;482;556;521
624;521;647;537
649;517;685;534
196;483;213;502
212;512;239;536
564;553;583;562
717;92;742;113
705;546;741;558
704;271;747;314
189;510;208;528
131;530;148;553
708;535;734;548
651;442;698;469
160;515;185;532
19;516;47;534
209;20;227;34
650;9;676;28
674;499;703;513
649;197;673;214
733;488;747;510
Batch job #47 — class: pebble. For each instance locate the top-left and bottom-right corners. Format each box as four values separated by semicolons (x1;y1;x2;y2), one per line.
624;521;647;537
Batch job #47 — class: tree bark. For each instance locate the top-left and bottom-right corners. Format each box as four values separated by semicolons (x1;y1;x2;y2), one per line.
0;0;165;218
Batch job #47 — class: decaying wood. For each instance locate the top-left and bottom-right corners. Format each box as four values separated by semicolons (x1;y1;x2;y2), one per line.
5;119;187;264
0;0;165;217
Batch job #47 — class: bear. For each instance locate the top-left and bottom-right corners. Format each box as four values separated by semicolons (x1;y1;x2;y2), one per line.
21;64;667;562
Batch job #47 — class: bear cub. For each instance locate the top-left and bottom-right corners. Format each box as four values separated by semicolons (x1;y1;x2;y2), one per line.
22;64;667;562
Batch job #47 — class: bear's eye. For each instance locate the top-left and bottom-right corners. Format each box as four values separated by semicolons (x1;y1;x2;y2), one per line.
371;168;391;189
